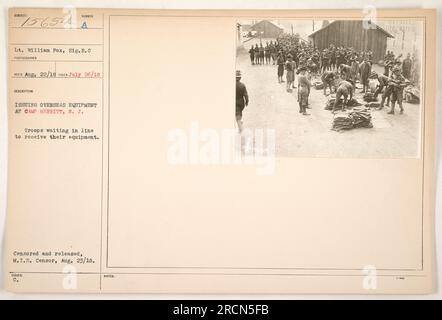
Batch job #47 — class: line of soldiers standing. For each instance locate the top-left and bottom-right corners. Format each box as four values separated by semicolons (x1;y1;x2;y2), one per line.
248;41;278;65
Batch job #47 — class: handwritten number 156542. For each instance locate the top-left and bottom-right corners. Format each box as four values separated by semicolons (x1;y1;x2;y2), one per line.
20;14;73;28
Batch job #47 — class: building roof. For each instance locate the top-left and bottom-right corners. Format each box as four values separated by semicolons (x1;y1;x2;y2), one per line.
251;20;283;31
308;20;394;38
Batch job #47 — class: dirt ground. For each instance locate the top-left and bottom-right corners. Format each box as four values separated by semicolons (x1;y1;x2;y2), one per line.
237;41;421;158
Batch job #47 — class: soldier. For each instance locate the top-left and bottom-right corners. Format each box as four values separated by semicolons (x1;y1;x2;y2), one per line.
321;49;330;73
276;51;285;83
369;71;391;110
329;45;336;71
359;57;372;93
349;57;360;85
306;58;318;76
383;60;392;77
248;46;255;65
387;66;407;115
258;43;265;65
311;52;320;75
338;63;352;82
333;80;354;113
265;43;271;64
394;53;403;65
321;70;337;96
368;71;391;110
411;52;420;85
366;50;373;65
402;53;412;79
235;70;249;133
285;54;296;91
297;67;311;115
269;41;277;65
254;44;260;65
337;48;346;66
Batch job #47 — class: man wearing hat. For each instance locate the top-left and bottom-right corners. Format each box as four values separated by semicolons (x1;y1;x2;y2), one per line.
350;57;360;86
235;70;249;132
387;66;407;115
285;54;295;91
297;67;311;115
359;57;372;93
248;45;255;65
321;49;330;73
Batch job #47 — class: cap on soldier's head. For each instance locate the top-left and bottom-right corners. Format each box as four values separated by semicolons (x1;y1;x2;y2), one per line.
236;70;242;78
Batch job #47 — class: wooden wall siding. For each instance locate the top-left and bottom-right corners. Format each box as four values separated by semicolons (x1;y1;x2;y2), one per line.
310;21;389;62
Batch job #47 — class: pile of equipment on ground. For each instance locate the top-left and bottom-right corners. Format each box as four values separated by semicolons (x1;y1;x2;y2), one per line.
324;94;362;111
404;85;420;104
332;107;373;131
365;101;381;109
362;92;377;102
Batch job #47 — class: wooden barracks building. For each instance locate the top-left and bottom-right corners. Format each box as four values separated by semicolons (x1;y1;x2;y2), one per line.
308;20;394;62
251;20;284;38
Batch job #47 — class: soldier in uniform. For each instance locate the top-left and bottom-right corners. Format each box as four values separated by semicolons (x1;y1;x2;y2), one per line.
321;70;337;96
297;67;311;115
264;43;271;64
359;57;372;93
276;51;285;83
285;54;296;91
349;57;360;85
387;66;407;115
383;60;392;77
269;41;277;65
333;80;354;113
258;43;265;65
402;53;412;79
337;48;346;66
338;63;352;82
254;44;260;65
235;70;249;133
366;50;373;65
248;46;255;65
329;45;336;71
368;71;391;110
321;49;330;73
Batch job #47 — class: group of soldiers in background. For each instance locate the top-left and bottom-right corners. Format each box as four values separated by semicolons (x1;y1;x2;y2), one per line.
240;33;419;128
248;41;278;65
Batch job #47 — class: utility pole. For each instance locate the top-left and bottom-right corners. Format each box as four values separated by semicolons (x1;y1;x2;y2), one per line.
401;28;405;50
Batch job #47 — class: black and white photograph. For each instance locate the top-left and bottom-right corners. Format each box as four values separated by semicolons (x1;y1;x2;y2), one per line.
236;19;423;158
